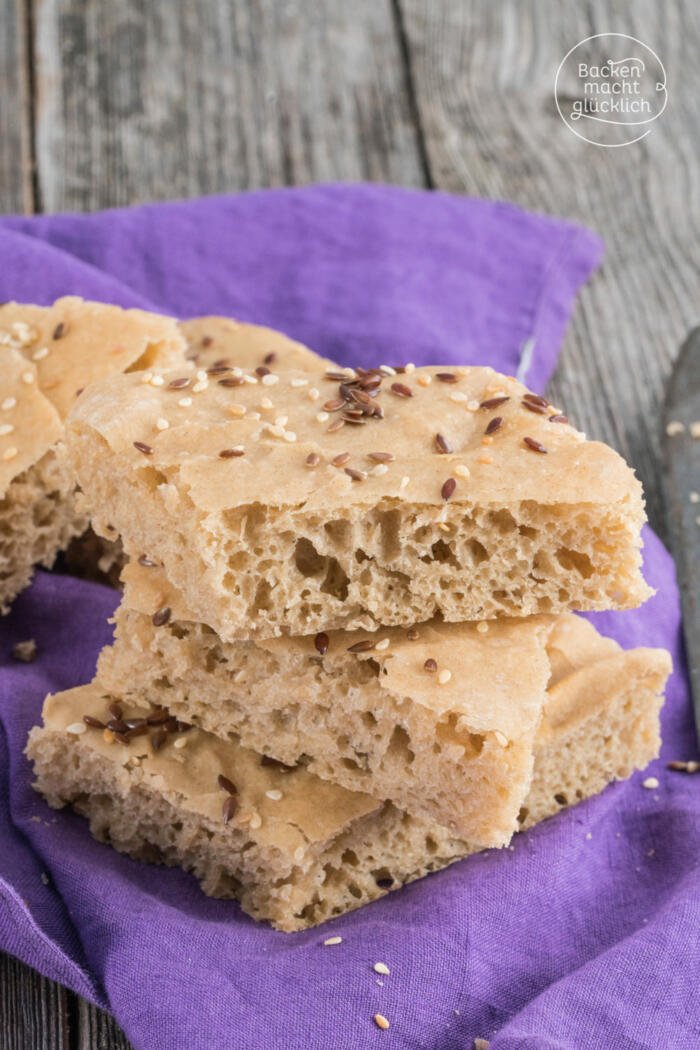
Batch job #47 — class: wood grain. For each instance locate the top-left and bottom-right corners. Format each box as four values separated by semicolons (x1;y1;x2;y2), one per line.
74;1000;133;1050
398;0;700;535
1;1;697;1047
0;953;69;1049
0;0;33;212
33;0;426;212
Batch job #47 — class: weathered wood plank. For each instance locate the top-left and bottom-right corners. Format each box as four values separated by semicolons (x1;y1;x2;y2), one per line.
33;0;426;212
0;0;34;212
0;953;69;1049
75;1000;133;1050
398;0;700;536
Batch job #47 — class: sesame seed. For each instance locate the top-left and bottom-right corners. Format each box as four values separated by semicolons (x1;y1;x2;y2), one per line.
152;606;171;627
103;728;115;744
666;421;685;436
315;632;329;655
449;391;468;403
155;417;169;431
291;378;309;387
477;453;493;464
523;437;547;454
243;374;258;384
404;363;415;373
379;365;396;376
1;446;18;461
642;776;659;789
219;447;245;458
454;464;470;479
192;380;208;393
373;962;390;975
133;441;154;456
375;638;390;651
316;412;329;423
150;374;165;387
1;397;17;411
324;936;343;946
228;403;246;417
441;477;456;501
260;397;274;410
11;639;37;662
370;463;388;477
400;475;410;489
374;1014;390;1031
690;492;699;503
691;421;700;438
266;789;283;801
66;722;87;736
417;374;432;387
283;430;297;442
173;737;188;750
32;346;49;361
262;373;279;386
308;387;320;401
21;370;34;384
249;812;262;829
494;731;508;747
481;436;494;446
424;658;437;673
390;382;413;398
294;846;305;861
178;397;193;407
466;399;480;411
438;668;452;685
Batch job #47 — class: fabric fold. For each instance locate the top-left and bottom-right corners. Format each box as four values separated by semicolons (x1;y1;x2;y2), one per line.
1;186;692;1050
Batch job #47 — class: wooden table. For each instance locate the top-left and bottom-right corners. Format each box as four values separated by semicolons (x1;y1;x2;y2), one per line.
1;2;697;1046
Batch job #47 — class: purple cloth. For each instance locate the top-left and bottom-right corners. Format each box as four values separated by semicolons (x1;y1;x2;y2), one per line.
0;185;695;1049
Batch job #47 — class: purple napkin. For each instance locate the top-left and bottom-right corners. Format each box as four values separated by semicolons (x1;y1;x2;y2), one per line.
1;185;695;1050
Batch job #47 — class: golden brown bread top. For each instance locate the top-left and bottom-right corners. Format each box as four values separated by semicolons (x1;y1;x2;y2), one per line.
121;560;554;740
0;349;63;498
40;684;379;854
67;360;645;513
0;296;185;418
40;616;671;851
0;297;186;495
179;316;334;372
